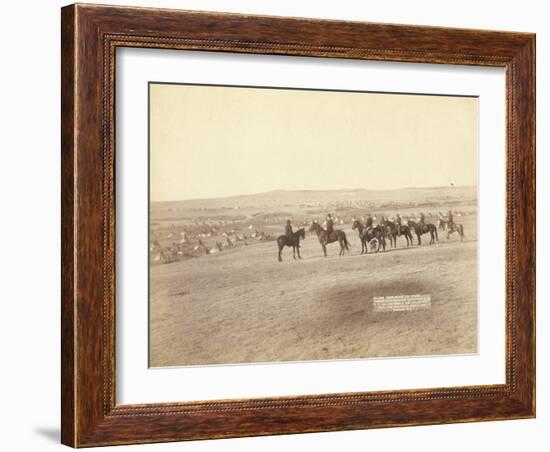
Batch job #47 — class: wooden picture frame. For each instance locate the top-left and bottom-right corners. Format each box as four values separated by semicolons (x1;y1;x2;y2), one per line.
61;3;535;447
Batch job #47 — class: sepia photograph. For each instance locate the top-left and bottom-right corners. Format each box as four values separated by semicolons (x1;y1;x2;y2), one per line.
148;82;478;368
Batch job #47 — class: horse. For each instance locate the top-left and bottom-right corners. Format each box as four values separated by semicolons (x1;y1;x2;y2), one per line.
276;228;306;262
352;219;386;253
309;221;350;257
382;220;413;248
446;222;464;241
437;218;448;231
407;220;439;245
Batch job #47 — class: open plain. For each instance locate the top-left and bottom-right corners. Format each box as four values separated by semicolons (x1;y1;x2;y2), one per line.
149;187;477;367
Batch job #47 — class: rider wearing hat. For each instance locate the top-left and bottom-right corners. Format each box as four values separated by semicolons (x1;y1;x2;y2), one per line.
419;212;426;227
365;213;374;231
395;213;402;226
447;210;454;228
326;213;334;237
285;219;294;242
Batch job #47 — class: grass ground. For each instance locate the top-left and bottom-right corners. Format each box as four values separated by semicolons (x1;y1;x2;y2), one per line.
150;214;477;367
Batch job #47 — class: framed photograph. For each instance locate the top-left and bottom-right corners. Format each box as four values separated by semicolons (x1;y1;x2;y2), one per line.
61;4;535;447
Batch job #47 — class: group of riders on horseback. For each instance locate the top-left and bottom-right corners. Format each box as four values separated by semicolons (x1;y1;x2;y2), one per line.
277;210;464;262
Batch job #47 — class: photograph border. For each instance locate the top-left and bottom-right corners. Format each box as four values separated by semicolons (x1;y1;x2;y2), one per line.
146;80;481;369
61;3;535;447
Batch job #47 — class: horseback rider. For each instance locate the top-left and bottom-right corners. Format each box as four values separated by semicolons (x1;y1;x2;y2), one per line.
395;213;402;226
326;213;335;238
437;211;445;230
418;212;426;232
285;219;294;243
365;213;374;231
447;210;454;228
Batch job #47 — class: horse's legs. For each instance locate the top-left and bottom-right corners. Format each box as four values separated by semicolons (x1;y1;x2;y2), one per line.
278;244;283;262
297;245;302;259
417;234;421;246
322;243;327;257
292;246;296;259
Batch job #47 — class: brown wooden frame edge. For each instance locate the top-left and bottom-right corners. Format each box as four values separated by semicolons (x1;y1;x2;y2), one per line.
61;3;535;447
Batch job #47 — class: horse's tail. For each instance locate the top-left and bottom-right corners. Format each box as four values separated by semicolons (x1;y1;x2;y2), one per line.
343;232;350;250
460;224;464;238
434;225;439;241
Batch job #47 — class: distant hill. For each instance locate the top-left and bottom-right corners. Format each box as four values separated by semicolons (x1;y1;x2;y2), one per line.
152;186;476;212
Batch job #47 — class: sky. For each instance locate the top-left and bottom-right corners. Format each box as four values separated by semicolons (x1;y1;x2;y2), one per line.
149;83;477;202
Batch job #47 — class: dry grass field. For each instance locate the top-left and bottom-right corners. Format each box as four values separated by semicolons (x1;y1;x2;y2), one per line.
149;187;477;367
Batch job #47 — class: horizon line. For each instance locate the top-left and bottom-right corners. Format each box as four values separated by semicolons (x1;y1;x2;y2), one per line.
150;184;477;204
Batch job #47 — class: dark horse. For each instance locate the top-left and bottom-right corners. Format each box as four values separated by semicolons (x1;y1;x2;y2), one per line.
382;220;413;248
407;220;439;245
277;228;306;262
352;219;386;253
446;222;464;242
309;221;350;257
